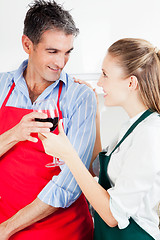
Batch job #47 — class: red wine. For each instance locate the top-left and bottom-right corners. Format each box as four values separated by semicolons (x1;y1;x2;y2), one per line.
35;117;59;131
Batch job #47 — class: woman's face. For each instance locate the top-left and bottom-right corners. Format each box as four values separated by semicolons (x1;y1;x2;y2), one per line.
97;53;130;107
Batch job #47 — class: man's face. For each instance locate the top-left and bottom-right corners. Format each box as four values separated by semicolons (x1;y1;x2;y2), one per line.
27;30;74;82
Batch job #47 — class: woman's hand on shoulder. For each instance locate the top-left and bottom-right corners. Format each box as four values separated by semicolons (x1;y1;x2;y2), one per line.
74;77;99;105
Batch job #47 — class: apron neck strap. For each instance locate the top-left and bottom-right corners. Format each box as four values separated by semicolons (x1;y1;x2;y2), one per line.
57;81;63;109
2;80;63;112
57;81;63;119
109;109;153;156
1;82;15;109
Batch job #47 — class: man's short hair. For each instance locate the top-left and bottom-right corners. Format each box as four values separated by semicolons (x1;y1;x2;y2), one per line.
23;0;79;44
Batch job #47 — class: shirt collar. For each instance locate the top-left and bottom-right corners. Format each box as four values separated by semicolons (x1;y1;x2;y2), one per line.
129;110;146;125
7;60;27;87
10;59;67;86
59;69;67;85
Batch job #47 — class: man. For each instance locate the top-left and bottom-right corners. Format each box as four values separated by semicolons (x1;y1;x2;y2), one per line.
0;1;96;239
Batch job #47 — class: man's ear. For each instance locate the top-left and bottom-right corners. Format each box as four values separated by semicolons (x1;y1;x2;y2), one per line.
128;75;139;91
22;35;33;54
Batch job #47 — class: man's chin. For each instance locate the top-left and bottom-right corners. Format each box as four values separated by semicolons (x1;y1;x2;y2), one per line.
46;73;61;83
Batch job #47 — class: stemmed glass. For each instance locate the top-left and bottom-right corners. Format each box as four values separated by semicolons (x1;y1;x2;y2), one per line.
33;98;64;167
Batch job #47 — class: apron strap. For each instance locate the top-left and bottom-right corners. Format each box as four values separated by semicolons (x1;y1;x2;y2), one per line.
109;109;153;156
1;82;15;109
57;81;63;120
1;80;63;118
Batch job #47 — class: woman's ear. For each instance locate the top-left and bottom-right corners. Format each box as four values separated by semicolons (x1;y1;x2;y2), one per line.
128;75;139;91
22;35;33;54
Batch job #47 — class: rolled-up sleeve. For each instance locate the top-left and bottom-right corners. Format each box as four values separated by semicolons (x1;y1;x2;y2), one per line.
38;87;97;207
107;126;159;229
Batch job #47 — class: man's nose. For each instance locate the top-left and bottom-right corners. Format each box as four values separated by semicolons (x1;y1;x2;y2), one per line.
55;55;65;69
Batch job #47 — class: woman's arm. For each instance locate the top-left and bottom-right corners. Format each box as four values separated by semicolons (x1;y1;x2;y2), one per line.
39;122;117;227
63;147;117;227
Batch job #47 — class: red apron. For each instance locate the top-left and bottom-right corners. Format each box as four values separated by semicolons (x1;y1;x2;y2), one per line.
0;81;93;240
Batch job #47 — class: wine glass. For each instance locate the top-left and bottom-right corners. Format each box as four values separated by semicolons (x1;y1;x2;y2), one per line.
33;98;64;167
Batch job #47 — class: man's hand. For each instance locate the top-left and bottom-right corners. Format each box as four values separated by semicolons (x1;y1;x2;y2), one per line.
13;111;53;143
0;223;10;240
0;111;53;157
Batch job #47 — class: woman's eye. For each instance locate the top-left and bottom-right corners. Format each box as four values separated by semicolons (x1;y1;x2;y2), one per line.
103;72;108;78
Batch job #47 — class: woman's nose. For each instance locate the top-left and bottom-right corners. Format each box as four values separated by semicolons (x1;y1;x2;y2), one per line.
97;76;103;87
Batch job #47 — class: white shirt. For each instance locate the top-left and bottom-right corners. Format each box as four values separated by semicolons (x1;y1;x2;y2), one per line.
107;111;160;240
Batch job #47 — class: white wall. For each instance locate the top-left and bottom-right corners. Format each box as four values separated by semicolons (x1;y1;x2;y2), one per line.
1;0;160;73
0;0;160;147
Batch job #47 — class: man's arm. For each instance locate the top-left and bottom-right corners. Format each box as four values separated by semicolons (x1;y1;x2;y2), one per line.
0;111;52;157
0;127;19;157
0;85;96;239
89;100;102;176
73;79;102;176
38;85;97;208
0;198;58;240
0;116;58;240
0;112;55;239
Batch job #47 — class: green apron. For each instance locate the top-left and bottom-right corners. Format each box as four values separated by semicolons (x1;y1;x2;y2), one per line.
94;109;154;240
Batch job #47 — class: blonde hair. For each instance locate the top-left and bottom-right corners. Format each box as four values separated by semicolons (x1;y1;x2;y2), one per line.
108;38;160;113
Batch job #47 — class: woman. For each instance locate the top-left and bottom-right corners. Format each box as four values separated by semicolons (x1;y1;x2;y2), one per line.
39;38;160;239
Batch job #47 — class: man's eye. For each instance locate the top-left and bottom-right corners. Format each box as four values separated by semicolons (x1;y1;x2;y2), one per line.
48;51;56;54
65;51;71;55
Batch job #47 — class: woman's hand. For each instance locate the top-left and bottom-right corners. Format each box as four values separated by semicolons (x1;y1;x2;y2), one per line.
74;78;99;105
38;120;77;162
